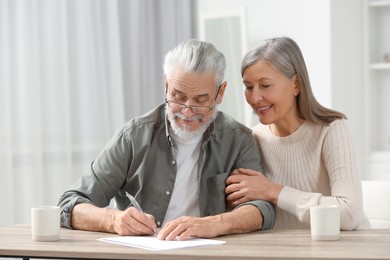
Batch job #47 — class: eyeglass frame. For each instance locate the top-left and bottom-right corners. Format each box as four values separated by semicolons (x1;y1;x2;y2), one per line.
165;83;222;113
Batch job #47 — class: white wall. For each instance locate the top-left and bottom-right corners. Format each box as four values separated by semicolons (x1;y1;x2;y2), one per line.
330;0;364;178
196;0;365;178
196;0;332;108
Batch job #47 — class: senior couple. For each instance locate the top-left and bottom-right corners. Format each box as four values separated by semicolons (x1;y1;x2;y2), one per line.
58;38;367;240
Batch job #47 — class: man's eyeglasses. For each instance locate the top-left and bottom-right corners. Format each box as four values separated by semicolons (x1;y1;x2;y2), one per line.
165;84;221;114
165;100;214;114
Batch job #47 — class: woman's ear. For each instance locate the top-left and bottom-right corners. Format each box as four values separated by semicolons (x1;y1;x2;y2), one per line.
293;75;301;96
216;81;227;104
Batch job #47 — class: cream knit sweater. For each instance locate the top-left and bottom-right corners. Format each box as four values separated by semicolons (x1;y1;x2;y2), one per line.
252;119;367;230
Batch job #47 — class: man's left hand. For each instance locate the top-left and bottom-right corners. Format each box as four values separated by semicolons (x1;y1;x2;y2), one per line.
157;215;222;241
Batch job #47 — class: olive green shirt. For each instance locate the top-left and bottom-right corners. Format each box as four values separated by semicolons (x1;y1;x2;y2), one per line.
58;104;275;229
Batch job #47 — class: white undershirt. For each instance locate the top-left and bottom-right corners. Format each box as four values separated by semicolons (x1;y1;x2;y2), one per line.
163;133;202;225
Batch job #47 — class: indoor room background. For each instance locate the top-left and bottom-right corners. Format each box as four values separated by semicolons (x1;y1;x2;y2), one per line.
1;0;389;227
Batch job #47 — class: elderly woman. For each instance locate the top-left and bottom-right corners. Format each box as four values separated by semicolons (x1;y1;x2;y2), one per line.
226;37;368;230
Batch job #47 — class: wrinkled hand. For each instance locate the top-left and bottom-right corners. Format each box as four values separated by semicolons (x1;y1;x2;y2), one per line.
157;216;221;241
225;168;280;208
112;207;156;236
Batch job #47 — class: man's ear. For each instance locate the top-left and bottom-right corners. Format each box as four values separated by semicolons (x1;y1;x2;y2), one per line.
216;81;227;104
163;75;168;94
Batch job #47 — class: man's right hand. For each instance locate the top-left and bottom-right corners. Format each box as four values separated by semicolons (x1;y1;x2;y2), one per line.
112;207;156;236
71;203;156;236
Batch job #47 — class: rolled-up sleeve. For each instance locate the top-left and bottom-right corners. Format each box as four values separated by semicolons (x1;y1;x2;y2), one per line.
59;196;91;228
235;200;276;230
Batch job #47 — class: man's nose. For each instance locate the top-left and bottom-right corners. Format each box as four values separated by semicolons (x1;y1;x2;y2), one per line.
181;104;196;115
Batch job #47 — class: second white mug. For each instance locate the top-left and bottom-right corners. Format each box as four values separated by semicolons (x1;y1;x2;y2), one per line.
310;205;340;241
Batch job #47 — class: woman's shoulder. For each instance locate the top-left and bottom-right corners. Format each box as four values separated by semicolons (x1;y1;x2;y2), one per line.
328;118;349;126
325;118;351;133
304;118;350;134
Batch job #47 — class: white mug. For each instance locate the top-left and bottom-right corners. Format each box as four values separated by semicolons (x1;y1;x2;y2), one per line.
31;206;60;242
310;205;340;241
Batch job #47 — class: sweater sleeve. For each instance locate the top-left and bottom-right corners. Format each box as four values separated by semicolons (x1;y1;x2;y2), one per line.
321;119;364;230
277;119;364;230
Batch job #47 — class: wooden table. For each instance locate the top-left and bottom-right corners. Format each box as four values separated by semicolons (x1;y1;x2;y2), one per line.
0;224;389;259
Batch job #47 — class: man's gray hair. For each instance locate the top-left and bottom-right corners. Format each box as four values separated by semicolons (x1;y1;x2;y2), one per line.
163;39;226;86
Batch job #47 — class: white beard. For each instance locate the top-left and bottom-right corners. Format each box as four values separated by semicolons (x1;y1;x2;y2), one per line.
165;105;218;141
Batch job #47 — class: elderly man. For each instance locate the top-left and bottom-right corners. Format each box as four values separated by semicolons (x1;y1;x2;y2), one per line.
58;39;275;241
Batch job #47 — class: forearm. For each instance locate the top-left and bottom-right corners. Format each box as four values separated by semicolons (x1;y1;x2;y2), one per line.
215;204;262;236
72;203;116;233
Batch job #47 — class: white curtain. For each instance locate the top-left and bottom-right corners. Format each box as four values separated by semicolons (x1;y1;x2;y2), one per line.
0;0;193;227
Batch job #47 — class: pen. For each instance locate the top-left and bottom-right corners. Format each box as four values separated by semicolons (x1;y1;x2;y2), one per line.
125;192;143;212
125;191;157;235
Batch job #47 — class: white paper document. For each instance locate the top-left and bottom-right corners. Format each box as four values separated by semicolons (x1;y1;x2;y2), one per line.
98;235;226;251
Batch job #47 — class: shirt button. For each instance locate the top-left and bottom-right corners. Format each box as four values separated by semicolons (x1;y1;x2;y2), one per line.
157;221;161;227
165;191;171;196
171;160;176;165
